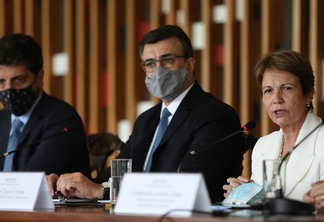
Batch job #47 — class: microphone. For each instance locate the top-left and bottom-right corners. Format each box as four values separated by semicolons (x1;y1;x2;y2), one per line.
0;128;69;159
264;121;323;215
177;121;256;172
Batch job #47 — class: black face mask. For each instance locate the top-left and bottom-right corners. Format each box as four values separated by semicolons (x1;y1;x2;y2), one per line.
0;85;37;116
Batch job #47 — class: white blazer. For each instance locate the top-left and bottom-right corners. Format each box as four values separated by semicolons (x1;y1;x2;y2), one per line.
251;111;324;201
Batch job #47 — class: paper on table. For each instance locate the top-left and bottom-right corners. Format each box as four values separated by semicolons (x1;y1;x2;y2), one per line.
114;173;211;217
0;172;54;211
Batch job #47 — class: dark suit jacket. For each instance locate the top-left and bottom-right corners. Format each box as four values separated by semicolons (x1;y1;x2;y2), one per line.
96;82;245;203
0;92;91;177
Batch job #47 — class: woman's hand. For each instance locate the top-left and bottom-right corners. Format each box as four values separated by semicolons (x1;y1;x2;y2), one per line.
304;181;324;210
223;176;252;198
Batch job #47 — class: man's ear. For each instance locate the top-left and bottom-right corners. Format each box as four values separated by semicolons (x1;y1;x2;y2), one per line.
36;69;44;88
37;69;44;87
186;57;195;74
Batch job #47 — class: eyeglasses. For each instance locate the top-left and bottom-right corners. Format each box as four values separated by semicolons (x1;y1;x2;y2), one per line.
141;55;187;73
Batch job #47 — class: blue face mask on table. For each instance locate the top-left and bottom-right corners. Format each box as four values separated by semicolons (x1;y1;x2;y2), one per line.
222;182;264;206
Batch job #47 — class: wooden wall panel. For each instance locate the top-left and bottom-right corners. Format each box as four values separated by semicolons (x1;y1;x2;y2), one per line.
291;0;309;54
25;0;41;39
107;0;127;133
88;0;100;133
125;0;136;125
125;0;145;125
1;0;324;177
224;0;239;109
13;0;23;32
200;0;213;93
106;0;118;133
24;0;35;36
40;0;51;94
240;0;261;178
0;0;6;38
240;0;261;127
201;0;222;98
260;0;285;135
63;0;74;105
151;0;162;29
309;0;324;115
75;0;87;125
165;0;178;24
179;0;191;35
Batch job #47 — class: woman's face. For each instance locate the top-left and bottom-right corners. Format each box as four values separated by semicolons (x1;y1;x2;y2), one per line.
261;70;313;129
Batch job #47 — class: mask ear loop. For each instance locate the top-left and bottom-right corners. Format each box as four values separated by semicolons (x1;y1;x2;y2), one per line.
184;58;194;81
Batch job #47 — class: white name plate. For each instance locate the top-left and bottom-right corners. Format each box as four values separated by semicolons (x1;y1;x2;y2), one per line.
114;173;211;217
0;172;54;211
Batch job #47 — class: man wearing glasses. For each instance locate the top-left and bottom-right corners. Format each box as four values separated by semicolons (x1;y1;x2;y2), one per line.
48;25;246;203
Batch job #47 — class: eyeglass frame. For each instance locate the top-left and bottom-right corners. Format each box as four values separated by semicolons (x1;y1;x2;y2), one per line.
140;54;188;73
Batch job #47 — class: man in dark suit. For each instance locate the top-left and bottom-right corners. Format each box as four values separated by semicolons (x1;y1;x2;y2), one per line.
0;33;90;177
48;25;246;203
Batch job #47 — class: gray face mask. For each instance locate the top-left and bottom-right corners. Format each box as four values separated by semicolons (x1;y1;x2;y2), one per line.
145;67;188;101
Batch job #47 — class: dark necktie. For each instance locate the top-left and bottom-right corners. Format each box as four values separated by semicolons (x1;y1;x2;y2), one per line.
144;108;171;172
3;119;23;171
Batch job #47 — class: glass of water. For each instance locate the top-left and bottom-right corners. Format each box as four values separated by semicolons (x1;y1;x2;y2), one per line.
110;159;132;204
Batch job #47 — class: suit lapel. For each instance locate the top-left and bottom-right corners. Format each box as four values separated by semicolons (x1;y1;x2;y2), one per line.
158;82;201;147
131;104;161;170
284;139;314;196
17;93;46;144
284;112;321;196
0;113;11;167
161;105;188;143
260;131;283;161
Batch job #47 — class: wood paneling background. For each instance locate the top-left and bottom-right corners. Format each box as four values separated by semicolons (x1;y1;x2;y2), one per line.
0;0;323;177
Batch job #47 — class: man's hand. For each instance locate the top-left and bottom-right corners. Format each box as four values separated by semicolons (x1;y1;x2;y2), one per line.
47;173;59;197
55;172;103;199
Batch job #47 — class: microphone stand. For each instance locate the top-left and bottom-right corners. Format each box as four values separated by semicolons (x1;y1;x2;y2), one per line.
264;197;314;215
177;130;242;172
177;121;256;172
0;128;68;158
264;122;322;215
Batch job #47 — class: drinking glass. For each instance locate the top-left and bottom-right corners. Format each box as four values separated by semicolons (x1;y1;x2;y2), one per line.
110;159;132;204
263;159;282;199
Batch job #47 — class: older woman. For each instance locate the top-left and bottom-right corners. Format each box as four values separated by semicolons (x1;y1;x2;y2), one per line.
223;50;324;203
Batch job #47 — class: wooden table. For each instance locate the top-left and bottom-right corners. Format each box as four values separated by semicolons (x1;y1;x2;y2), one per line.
1;205;324;222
